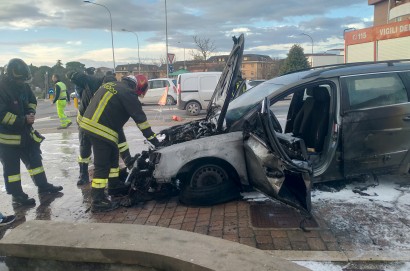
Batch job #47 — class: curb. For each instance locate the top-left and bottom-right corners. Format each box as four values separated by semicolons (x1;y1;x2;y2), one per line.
0;220;310;271
269;250;410;262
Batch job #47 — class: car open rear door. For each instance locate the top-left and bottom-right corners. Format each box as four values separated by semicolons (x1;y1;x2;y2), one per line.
341;72;410;177
243;98;313;213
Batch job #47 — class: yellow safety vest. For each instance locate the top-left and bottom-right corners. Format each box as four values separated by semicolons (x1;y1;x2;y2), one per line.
56;82;67;99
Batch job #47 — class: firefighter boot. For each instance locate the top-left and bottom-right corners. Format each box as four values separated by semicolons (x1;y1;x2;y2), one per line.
38;183;63;194
107;177;129;197
12;192;36;206
77;163;90;185
34;173;63;194
91;188;119;212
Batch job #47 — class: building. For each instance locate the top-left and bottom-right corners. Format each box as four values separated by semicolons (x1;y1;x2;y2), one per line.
370;0;410;25
116;53;276;80
305;50;345;67
114;63;161;81
345;1;410;62
209;54;275;80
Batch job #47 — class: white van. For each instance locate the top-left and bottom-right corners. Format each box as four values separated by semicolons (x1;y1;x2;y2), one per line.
177;72;222;115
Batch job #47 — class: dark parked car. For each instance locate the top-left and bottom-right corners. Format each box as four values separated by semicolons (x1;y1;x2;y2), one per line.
127;34;410;214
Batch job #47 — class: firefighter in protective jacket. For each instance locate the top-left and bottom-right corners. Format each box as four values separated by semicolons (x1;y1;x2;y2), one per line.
0;58;63;206
79;74;158;212
67;71;135;187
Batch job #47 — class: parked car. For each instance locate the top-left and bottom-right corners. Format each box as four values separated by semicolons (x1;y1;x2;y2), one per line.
176;72;222;115
139;78;177;105
127;34;410;214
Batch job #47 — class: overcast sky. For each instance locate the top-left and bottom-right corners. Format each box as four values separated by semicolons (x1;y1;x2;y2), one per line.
0;0;374;69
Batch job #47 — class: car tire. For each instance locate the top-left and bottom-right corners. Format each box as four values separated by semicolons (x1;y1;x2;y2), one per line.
185;101;201;116
179;163;241;206
166;95;176;105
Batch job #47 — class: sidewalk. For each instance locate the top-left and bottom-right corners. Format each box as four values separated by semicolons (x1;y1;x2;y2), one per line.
0;126;409;265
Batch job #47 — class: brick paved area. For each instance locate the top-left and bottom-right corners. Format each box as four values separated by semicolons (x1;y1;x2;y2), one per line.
44;184;339;252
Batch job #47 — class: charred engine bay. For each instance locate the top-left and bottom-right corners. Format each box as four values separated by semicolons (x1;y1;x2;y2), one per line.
158;119;218;147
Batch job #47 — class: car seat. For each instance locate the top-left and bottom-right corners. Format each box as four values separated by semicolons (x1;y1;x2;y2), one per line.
292;86;330;153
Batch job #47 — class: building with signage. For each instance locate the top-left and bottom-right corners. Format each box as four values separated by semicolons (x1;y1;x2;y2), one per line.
345;0;410;62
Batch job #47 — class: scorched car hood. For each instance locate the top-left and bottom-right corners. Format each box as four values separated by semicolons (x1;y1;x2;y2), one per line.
206;34;244;132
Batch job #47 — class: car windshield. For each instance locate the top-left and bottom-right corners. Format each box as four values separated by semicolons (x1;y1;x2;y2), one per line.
248;80;265;87
225;82;283;124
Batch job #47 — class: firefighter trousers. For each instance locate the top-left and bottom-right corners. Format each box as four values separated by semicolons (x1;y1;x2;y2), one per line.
89;136;120;190
0;143;48;195
77;128;92;164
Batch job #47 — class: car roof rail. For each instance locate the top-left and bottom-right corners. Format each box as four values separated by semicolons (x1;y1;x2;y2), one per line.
299;58;410;79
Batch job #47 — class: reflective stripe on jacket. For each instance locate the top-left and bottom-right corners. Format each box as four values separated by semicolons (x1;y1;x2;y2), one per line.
0;79;41;146
79;81;155;146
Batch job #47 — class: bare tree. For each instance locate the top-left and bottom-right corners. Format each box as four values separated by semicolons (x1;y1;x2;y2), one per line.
191;35;216;71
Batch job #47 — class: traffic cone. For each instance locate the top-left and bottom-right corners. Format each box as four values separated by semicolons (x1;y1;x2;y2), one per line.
172;115;183;121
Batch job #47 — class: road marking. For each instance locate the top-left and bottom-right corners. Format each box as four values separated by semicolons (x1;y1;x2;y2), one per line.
35;117;52;122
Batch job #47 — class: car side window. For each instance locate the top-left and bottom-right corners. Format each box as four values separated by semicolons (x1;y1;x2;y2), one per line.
152;80;163;89
342;73;408;110
148;81;154;89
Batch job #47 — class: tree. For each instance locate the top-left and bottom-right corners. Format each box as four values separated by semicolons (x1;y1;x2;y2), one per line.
191;35;216;71
66;61;85;73
279;44;310;75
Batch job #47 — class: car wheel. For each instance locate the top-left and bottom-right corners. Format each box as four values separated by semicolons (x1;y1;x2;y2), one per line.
166;95;175;105
185;101;201;116
179;163;241;206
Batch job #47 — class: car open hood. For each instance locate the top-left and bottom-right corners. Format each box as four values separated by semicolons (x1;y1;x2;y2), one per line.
206;34;244;132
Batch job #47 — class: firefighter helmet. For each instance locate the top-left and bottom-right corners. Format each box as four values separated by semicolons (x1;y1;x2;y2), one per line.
123;74;148;96
4;58;32;82
136;74;148;96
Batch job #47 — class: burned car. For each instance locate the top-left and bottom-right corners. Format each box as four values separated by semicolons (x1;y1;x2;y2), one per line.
126;34;410;214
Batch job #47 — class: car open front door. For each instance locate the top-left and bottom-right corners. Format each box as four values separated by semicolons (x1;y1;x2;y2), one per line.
243;98;313;213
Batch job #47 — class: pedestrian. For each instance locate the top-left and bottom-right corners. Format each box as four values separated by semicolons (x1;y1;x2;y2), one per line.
79;74;159;212
0;58;63;206
66;71;134;186
51;74;72;129
0;212;15;227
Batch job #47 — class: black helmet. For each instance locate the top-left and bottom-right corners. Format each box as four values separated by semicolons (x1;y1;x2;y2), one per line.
4;58;32;82
85;67;95;75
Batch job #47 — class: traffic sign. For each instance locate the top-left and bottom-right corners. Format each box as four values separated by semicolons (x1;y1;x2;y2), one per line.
167;53;175;64
168;64;174;73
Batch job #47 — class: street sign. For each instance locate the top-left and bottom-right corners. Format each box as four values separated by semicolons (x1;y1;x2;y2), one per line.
168;64;174;73
167;53;175;64
48;88;54;94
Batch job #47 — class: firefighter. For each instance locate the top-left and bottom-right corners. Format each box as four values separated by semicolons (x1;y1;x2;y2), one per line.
0;58;63;206
67;71;134;186
51;74;72;129
79;74;159;212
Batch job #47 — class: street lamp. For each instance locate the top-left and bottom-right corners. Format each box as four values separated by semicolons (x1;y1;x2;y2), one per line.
178;41;186;69
300;33;313;66
122;29;141;72
84;1;116;72
165;0;169;78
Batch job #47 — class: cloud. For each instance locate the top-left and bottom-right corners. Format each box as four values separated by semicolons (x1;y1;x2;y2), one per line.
66;41;82;46
0;0;375;67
